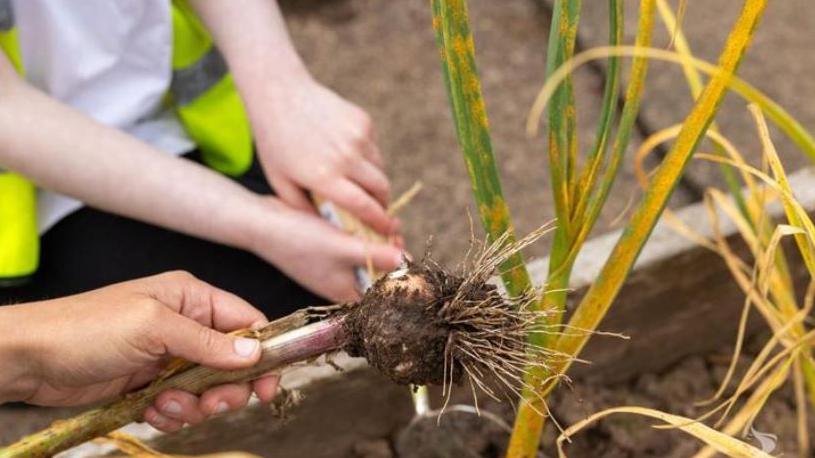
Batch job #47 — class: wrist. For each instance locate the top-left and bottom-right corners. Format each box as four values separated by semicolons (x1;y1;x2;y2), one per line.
235;194;288;256
232;49;312;101
0;304;41;403
235;60;315;128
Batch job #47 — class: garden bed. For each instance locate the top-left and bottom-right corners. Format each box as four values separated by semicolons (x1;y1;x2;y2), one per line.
36;168;813;458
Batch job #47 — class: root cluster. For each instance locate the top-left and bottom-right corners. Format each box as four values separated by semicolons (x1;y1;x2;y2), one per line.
343;225;571;408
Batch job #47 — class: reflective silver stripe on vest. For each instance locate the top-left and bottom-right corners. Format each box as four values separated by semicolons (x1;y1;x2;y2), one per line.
0;0;14;32
170;46;228;106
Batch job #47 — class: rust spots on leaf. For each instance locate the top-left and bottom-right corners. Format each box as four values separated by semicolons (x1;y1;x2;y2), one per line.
470;98;489;128
483;201;511;239
506;265;529;291
447;0;466;24
465;160;478;192
452;35;468;62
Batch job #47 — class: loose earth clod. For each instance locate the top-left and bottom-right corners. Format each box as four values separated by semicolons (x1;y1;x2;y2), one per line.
343;261;472;385
343;225;559;402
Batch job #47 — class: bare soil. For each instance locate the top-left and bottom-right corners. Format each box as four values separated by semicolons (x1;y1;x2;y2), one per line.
387;337;815;458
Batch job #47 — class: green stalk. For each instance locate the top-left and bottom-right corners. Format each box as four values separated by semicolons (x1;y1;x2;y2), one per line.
507;1;653;455
552;0;768;398
566;0;654;273
655;0;751;225
507;2;586;452
429;0;532;296
544;0;581;238
571;0;622;226
542;0;626;345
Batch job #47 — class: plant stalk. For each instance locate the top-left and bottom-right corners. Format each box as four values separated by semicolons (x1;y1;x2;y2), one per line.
507;0;649;454
559;0;766;399
0;312;346;458
429;0;532;297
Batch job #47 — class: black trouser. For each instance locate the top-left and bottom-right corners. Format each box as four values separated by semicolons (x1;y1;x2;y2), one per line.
0;151;325;318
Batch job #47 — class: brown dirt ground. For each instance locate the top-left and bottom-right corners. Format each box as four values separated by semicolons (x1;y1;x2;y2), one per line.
395;336;815;458
0;350;815;458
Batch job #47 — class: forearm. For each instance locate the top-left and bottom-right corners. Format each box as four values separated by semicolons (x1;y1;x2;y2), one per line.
0;305;39;403
188;0;310;121
0;76;273;252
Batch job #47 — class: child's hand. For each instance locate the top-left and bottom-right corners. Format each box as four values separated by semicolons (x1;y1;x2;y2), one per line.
252;78;399;236
247;199;403;302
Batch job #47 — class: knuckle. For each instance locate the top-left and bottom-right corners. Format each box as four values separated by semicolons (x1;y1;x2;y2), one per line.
336;147;357;167
379;179;391;196
357;111;373;132
130;300;167;347
161;270;196;283
351;130;370;149
137;299;166;324
197;327;220;354
348;192;372;214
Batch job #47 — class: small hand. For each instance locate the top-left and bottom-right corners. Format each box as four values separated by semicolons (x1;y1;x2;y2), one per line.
5;272;278;432
250;200;404;303
253;78;398;236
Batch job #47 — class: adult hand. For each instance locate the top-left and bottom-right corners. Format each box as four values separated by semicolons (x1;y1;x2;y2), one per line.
253;77;399;236
0;272;278;432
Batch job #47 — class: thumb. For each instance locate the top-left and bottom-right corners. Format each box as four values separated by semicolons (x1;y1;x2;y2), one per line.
159;313;262;370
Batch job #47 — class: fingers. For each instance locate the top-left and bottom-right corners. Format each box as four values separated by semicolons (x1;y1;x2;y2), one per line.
346;238;404;273
252;374;281;403
144;407;184;432
362;139;384;169
348;158;390;207
323;269;364;303
322;178;396;235
156;311;262;370
155;390;206;425
146;383;259;431
270;174;316;214
200;383;253;416
145;271;268;332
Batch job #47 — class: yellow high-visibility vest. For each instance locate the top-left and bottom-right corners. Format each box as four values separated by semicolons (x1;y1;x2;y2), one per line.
0;0;253;285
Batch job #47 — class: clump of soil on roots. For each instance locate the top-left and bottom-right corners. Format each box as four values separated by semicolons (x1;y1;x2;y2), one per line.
342;225;562;402
344;262;491;386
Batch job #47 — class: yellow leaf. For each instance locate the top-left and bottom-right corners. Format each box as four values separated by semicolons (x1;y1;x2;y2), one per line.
556;406;773;458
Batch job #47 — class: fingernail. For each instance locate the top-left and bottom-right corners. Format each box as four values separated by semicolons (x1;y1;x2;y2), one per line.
163;400;182;415
234;338;259;358
151;414;166;427
393;252;404;267
214;402;229;414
